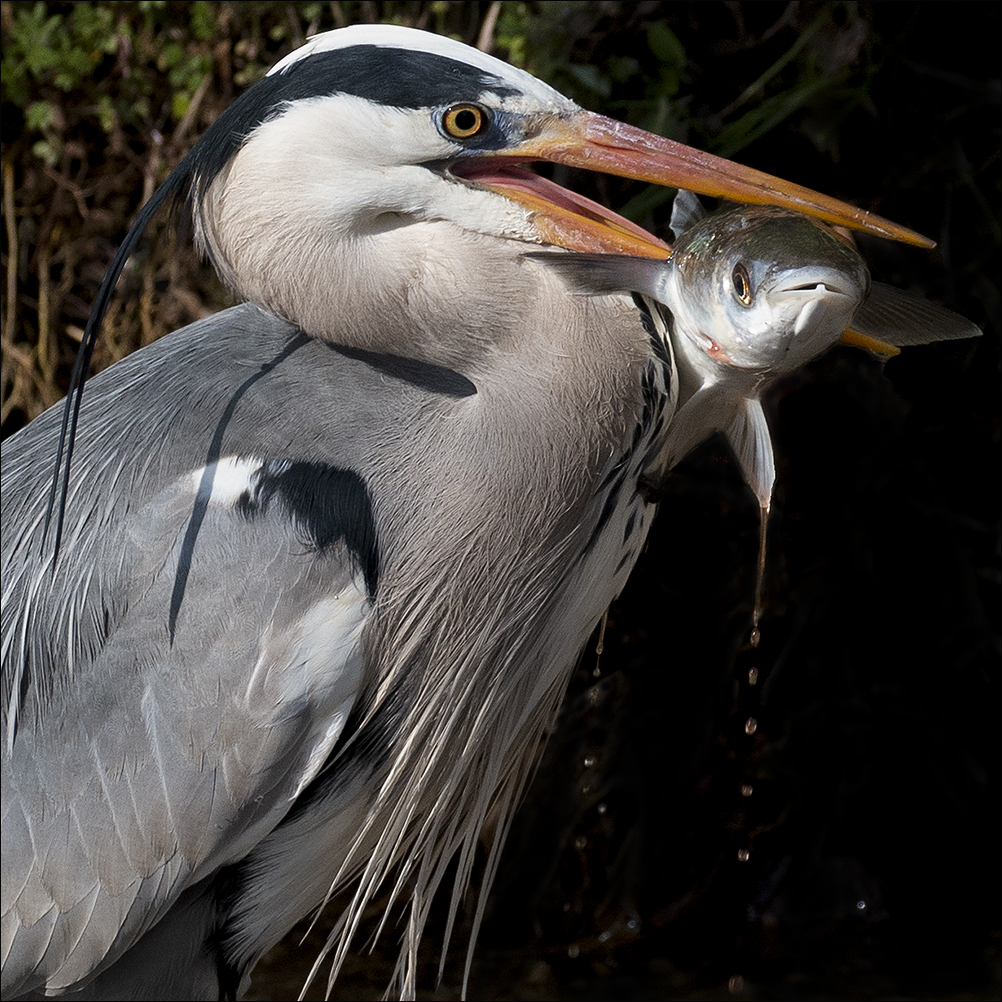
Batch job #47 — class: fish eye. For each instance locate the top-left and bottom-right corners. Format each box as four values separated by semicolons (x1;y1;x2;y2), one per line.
732;263;753;306
441;104;489;139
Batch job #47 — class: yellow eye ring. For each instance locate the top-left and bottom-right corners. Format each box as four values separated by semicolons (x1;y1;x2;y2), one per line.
732;264;753;306
442;104;488;139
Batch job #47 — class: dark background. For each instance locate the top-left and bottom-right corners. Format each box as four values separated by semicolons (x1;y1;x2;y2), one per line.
2;3;998;999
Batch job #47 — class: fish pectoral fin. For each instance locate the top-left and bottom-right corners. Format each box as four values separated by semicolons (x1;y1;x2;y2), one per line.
523;250;669;298
845;281;982;351
661;387;731;470
663;390;774;510
660;387;731;462
724;397;775;512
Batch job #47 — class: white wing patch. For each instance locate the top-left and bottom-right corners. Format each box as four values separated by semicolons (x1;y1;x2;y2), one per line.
243;579;370;787
188;456;265;508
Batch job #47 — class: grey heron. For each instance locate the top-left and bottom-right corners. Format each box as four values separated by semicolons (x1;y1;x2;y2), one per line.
1;24;932;1001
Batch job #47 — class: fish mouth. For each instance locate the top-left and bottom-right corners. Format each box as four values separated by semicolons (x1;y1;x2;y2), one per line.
770;270;866;343
785;281;854;296
774;267;866;301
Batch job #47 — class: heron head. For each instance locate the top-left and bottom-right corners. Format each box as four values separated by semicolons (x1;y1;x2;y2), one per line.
175;24;927;336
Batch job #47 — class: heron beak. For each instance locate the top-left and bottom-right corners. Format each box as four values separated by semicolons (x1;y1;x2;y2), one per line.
453;160;674;257
839;327;902;358
463;110;935;255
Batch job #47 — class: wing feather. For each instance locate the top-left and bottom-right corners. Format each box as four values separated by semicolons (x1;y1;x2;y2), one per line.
1;310;378;996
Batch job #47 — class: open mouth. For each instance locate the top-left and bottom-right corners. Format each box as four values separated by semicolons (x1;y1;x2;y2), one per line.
787;282;850;295
450;159;673;257
777;267;865;300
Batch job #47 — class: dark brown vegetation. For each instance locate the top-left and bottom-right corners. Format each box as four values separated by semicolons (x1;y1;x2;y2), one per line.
2;3;999;999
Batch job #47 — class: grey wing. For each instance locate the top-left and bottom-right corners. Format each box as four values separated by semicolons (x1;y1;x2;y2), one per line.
1;314;378;996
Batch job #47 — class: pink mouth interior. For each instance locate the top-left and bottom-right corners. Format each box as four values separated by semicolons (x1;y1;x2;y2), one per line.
451;161;671;249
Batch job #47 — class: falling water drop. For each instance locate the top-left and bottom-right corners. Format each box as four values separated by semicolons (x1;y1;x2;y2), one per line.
749;502;769;647
567;943;580;959
747;666;759;686
745;717;757;735
737;848;750;862
594;609;608;657
740;783;753;797
728;974;746;993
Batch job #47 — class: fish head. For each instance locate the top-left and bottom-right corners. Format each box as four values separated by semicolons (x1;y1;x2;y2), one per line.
670;205;870;372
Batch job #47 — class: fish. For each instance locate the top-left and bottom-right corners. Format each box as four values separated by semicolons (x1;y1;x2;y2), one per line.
531;190;981;515
531;191;980;641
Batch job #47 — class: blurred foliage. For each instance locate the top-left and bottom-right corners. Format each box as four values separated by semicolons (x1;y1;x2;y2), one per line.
1;3;999;1000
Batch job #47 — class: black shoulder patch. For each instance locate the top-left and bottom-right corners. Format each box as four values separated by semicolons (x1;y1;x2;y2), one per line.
189;46;520;195
328;342;477;397
241;461;380;597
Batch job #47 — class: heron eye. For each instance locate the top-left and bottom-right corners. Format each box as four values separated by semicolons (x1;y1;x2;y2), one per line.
442;104;488;139
732;264;753;306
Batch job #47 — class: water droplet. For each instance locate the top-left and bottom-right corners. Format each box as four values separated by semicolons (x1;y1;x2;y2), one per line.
626;918;637;930
748;667;759;685
745;717;757;735
598;930;611;943
740;783;753;797
749;503;769;649
574;835;587;850
857;900;867;911
728;973;746;993
597;802;607;815
595;610;608;656
592;666;601;677
737;848;750;862
568;943;580;959
583;755;596;768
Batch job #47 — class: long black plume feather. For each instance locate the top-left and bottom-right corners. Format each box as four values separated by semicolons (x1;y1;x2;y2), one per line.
41;164;195;560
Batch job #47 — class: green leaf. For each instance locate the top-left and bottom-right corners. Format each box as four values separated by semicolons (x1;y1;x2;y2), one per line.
647;23;686;69
25;100;57;132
